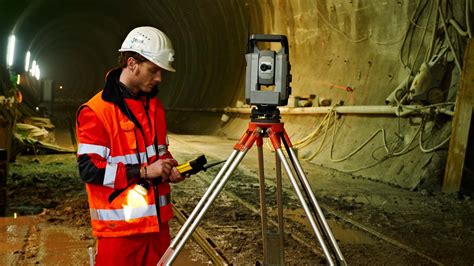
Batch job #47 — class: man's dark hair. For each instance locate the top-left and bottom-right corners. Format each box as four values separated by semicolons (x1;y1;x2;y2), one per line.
118;51;148;68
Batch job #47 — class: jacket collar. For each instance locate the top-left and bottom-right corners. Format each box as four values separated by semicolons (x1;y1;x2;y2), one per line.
102;68;159;104
101;68;151;135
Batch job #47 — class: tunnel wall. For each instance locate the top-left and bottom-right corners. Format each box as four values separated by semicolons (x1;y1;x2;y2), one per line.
168;0;465;190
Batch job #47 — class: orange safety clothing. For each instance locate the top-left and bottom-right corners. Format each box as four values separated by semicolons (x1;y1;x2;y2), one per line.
76;68;174;237
94;223;170;266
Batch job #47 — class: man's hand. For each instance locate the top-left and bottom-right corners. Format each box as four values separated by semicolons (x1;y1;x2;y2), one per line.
143;159;173;179
142;159;185;183
168;166;185;183
166;159;185;183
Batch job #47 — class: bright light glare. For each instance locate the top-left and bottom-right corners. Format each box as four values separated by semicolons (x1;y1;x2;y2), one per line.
35;65;40;80
17;74;21;85
123;187;148;221
25;51;31;72
31;60;37;76
6;35;16;67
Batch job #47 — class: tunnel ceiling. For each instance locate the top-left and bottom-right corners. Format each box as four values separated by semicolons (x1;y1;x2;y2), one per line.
0;0;251;108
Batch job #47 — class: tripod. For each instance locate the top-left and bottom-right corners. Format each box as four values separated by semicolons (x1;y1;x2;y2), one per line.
159;108;346;265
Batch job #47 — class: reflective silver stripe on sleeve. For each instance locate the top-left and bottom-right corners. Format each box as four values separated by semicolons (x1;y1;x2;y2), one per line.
78;144;161;164
146;145;156;157
77;143;110;159
107;144;156;165
157;145;168;156
103;163;117;188
108;153;140;165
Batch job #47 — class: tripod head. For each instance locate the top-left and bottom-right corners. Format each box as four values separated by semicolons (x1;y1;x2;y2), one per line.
250;105;281;123
245;34;292;123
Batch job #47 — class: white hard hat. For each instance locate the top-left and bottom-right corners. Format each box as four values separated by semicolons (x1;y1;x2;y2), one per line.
119;26;176;72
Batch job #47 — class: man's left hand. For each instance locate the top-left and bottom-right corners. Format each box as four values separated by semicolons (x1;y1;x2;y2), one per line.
167;159;185;183
169;167;185;183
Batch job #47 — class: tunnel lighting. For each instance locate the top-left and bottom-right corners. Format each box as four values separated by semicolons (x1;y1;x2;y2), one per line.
6;35;16;67
31;60;37;76
25;51;31;72
35;65;40;80
17;74;21;85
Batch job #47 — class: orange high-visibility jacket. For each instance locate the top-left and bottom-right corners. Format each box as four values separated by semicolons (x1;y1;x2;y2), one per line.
76;68;173;237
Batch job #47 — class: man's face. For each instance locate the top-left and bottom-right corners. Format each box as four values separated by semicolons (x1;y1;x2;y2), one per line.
132;60;162;94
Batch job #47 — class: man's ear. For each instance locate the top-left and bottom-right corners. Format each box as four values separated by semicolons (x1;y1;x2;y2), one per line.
127;57;136;71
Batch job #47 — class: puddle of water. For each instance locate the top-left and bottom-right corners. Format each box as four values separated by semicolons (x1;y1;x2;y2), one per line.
327;220;377;245
40;226;91;265
40;225;209;265
0;215;211;265
280;209;377;245
0;216;91;265
0;216;37;264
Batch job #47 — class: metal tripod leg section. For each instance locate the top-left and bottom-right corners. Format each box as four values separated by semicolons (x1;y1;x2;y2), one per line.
257;143;269;263
159;149;249;265
286;146;346;265
275;147;336;266
258;143;285;265
169;150;237;246
275;152;285;264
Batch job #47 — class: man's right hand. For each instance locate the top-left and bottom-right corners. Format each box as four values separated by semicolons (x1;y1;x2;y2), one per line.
141;159;174;180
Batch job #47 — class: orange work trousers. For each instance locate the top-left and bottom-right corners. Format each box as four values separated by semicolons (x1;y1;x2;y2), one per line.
95;223;170;266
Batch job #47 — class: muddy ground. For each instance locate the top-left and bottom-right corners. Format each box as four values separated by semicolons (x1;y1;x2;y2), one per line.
2;134;474;265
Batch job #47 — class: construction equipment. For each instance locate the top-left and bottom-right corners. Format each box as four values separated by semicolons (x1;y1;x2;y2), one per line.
159;35;346;266
135;155;224;194
176;155;225;176
110;155;224;202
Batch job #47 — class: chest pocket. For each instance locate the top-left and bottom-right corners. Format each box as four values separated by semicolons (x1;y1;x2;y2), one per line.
119;120;137;150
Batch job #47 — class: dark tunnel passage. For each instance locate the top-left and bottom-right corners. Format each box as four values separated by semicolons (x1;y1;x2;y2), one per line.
1;0;474;264
2;1;251;111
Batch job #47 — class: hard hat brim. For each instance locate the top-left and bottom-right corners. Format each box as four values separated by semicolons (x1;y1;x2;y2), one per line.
118;48;176;72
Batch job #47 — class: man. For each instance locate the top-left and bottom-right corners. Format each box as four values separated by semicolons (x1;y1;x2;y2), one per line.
76;26;184;265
